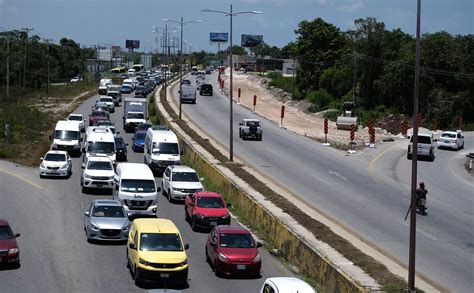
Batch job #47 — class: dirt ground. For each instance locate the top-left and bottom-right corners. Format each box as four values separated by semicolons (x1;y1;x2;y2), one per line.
221;70;402;148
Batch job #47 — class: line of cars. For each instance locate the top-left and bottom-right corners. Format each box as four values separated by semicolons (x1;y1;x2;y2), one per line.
407;129;466;161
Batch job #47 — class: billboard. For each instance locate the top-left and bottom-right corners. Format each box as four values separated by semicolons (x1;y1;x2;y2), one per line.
210;32;228;43
241;34;263;48
125;40;140;49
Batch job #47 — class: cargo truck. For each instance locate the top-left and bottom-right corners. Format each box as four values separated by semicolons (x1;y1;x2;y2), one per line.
123;98;148;132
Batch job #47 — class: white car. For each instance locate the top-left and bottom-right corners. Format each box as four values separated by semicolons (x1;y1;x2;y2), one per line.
39;150;72;178
407;133;435;161
98;96;115;113
81;155;114;192
162;165;204;202
438;130;464;150
67;113;85;132
260;277;316;293
70;76;82;83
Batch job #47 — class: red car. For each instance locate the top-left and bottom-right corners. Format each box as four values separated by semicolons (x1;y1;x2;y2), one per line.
89;111;109;126
205;225;262;277
0;219;20;267
185;192;230;231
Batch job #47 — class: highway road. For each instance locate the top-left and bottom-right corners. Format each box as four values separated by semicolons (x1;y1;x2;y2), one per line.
0;88;295;292
172;72;474;292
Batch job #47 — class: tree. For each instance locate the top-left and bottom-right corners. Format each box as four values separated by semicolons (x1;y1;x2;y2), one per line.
294;18;344;95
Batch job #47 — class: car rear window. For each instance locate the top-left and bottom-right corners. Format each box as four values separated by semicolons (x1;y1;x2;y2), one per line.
410;135;431;144
441;133;456;139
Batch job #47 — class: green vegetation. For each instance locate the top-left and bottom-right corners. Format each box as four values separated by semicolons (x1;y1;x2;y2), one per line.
148;90;160;125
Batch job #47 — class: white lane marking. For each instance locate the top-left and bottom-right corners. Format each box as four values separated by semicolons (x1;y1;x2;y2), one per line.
397;219;437;240
312;175;333;187
328;170;348;182
266;148;279;156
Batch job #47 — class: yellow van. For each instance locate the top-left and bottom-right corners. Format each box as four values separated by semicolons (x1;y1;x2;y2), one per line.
127;218;189;285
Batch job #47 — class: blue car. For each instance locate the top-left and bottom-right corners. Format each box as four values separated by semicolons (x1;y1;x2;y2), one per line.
132;130;146;152
121;85;132;94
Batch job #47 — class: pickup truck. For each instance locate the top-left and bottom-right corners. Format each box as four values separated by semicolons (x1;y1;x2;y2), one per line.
239;119;263;141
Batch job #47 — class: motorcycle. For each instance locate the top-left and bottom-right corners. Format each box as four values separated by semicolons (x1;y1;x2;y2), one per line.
417;199;427;215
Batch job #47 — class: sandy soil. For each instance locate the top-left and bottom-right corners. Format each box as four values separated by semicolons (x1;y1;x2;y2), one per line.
221;70;401;148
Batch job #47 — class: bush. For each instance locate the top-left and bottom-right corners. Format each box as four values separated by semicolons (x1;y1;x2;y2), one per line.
305;89;333;112
266;72;302;99
323;110;340;121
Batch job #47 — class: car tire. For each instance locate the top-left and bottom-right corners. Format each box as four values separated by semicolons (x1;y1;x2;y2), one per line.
126;250;130;269
258;135;262;141
191;218;197;231
162;183;166;195
185;208;189;222
168;190;172;202
407;153;412;160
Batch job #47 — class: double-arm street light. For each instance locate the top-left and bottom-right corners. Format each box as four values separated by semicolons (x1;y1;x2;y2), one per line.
202;5;262;161
163;18;202;120
152;25;179;101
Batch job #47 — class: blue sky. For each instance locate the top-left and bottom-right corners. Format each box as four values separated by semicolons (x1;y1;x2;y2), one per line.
1;0;472;52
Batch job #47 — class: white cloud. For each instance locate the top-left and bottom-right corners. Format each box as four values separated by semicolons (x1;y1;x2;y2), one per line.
338;0;365;13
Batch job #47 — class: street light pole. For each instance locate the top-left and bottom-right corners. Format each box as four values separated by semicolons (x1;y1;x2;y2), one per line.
202;6;262;161
408;0;422;291
163;18;202;120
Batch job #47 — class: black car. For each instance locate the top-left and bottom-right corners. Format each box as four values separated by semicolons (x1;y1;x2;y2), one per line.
199;84;213;96
135;86;147;96
114;135;128;161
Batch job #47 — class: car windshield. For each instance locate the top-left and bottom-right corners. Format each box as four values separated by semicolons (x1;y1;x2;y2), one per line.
441;133;456;139
87;142;115;154
246;121;260;127
0;226;14;240
97;121;113;126
137;124;152;130
92;205;125;218
135;132;146;140
140;233;183;251
99;98;112;103
127;113;145;119
120;179;155;193
87;161;112;170
92;111;107;117
172;171;199;182
410;135;431;144
202;85;212;90
68;115;82;121
44;153;66;161
152;142;179;155
54;130;79;140
197;197;224;208
219;233;255;248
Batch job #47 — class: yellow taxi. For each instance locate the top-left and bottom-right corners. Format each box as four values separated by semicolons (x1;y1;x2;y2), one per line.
127;218;189;285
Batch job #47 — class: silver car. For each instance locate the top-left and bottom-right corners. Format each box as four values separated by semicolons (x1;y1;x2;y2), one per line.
84;200;130;242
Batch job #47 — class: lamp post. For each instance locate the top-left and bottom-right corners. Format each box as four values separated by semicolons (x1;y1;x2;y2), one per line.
202;5;262;161
44;39;54;95
163;18;202;120
0;27;10;100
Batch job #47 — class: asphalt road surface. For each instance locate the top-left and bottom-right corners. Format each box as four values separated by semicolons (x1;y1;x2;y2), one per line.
0;88;295;293
174;73;474;292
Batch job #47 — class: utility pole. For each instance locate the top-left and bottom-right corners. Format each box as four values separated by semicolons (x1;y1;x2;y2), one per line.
6;35;10;100
21;27;33;88
164;24;168;101
44;39;54;95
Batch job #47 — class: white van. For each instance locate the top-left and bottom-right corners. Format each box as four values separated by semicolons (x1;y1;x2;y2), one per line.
51;120;82;155
113;163;160;217
98;78;112;95
127;69;136;77
122;79;135;91
144;127;182;172
83;127;116;164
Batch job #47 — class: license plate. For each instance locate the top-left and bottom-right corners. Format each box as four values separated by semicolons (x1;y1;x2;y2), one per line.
210;222;217;226
96;183;103;187
160;273;170;278
236;264;246;270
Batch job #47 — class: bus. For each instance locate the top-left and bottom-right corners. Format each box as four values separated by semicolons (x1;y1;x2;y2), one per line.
111;66;127;74
132;64;145;72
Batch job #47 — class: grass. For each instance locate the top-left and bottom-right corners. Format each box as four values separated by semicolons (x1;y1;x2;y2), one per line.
0;82;96;166
158;82;418;291
265;72;302;99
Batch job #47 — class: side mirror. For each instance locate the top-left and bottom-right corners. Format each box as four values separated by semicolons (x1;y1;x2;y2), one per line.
40;157;44;161
80;138;83;142
178;90;181;93
180;150;184;155
49;136;52;140
227;202;232;208
116;131;120;135
81;163;85;169
200;178;204;182
82;148;85;153
132;137;135;140
184;243;190;250
257;242;263;248
125;143;129;146
128;243;136;250
14;233;20;238
84;211;90;217
239;122;243;126
210;242;216;247
156;186;161;192
189;201;194;206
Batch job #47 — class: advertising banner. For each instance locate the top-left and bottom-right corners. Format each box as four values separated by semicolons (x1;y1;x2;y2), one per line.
241;34;263;48
210;32;229;43
125;40;140;49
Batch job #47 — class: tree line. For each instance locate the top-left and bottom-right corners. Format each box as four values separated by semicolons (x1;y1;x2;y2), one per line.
194;17;474;129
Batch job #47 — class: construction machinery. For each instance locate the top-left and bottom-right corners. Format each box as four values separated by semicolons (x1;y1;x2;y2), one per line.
336;102;358;130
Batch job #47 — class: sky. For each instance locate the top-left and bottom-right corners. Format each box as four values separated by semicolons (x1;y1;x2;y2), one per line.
1;0;473;52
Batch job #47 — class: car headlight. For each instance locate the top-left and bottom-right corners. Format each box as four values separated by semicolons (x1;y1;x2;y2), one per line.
178;259;188;267
252;254;261;263
60;164;68;169
122;224;130;231
195;214;204;219
222;214;230;220
84;173;92;179
139;258;149;266
8;248;19;255
173;187;182;192
89;223;99;230
40;163;46;169
218;252;228;262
